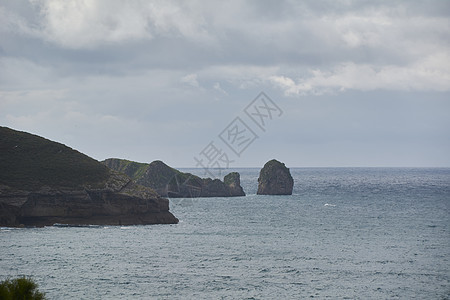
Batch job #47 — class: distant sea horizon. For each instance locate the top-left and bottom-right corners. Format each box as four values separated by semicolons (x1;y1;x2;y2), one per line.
177;166;450;170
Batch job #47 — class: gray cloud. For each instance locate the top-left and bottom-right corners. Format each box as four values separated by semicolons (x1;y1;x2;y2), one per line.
1;0;449;167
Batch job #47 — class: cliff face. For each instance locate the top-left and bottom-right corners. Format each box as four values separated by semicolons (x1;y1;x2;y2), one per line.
257;159;294;195
103;159;245;198
0;126;178;227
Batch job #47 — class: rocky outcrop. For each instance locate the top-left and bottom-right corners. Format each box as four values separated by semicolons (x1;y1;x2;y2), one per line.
224;172;245;196
103;159;246;198
0;126;178;227
257;159;294;195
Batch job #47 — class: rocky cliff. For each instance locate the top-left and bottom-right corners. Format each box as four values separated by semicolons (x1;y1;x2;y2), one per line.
257;159;294;195
0;126;178;227
103;159;245;198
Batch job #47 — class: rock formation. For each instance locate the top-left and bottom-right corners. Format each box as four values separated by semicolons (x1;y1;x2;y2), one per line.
224;172;245;196
103;159;245;198
257;159;294;195
0;126;178;227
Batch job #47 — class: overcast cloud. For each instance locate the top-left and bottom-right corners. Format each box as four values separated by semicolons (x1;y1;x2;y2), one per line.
1;0;449;168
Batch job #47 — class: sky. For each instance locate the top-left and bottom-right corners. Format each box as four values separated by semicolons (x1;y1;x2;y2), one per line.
1;0;449;169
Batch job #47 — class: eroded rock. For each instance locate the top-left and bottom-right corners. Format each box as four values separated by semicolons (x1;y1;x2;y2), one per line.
257;159;294;195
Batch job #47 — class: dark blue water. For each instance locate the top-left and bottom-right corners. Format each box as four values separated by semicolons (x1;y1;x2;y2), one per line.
1;168;449;299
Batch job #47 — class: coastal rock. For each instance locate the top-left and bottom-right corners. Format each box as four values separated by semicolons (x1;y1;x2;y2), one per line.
224;172;245;196
257;159;294;195
103;159;246;198
0;126;178;227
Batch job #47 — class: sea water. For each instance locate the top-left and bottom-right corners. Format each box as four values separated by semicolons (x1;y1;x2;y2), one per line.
1;168;449;299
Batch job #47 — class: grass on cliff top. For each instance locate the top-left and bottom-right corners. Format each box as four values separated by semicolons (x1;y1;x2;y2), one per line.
0;126;110;190
145;160;204;189
102;158;148;181
104;158;204;190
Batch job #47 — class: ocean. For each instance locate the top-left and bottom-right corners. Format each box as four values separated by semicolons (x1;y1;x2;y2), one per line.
1;168;449;299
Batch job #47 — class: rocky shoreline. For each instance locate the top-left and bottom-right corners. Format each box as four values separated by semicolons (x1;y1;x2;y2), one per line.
0;173;178;227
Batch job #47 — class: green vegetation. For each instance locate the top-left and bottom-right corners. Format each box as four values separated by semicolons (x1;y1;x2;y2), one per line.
141;160;202;191
103;158;245;197
0;126;110;190
104;159;203;191
0;277;46;300
102;158;148;181
103;159;205;197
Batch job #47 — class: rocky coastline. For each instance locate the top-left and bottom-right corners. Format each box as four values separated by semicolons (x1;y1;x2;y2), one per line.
0;127;297;228
0;126;178;227
103;159;245;198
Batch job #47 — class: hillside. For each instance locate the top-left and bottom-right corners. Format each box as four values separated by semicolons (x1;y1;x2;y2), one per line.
103;158;245;198
100;158;148;181
0;126;178;227
0;126;110;190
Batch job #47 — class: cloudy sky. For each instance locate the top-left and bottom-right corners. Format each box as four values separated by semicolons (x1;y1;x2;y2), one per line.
1;0;449;168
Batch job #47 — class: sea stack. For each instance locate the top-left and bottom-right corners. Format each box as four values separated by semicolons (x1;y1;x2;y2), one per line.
257;159;294;195
224;172;245;196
